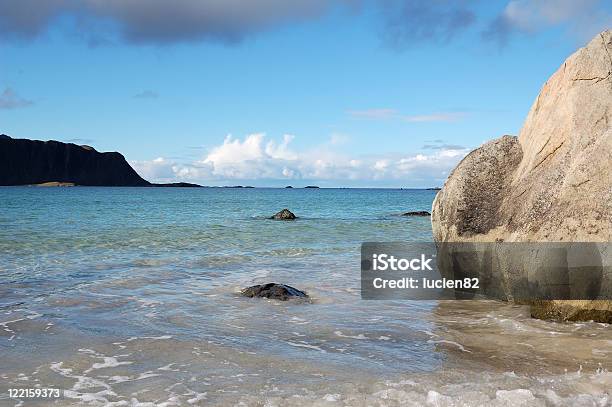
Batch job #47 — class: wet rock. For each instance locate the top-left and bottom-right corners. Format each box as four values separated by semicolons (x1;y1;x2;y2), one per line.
241;283;309;301
271;208;297;220
402;211;431;217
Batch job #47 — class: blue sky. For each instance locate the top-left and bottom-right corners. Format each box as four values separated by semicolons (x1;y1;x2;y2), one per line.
0;0;610;187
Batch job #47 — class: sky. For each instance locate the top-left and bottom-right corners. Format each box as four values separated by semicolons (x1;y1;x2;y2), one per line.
0;0;610;187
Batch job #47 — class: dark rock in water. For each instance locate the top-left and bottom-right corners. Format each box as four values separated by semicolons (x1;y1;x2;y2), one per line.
304;185;319;188
426;187;441;191
285;185;293;188
0;134;11;140
241;283;308;301
0;135;150;186
402;211;431;216
271;208;297;220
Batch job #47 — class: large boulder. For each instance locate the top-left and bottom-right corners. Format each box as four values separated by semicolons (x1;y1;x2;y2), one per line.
431;30;612;322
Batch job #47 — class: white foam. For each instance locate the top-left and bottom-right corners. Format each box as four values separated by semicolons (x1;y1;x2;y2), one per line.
136;372;161;380
495;389;536;404
426;390;453;405
323;394;341;401
89;357;133;371
288;317;310;325
187;392;207;404
0;317;25;338
334;330;368;340
427;339;471;353
108;375;132;383
158;363;179;372
286;341;326;353
127;335;172;342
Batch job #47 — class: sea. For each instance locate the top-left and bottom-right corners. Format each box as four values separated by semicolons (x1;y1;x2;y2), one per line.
0;187;610;406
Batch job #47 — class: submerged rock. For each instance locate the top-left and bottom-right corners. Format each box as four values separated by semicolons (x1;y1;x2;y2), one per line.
271;208;297;220
431;30;612;323
402;211;431;217
241;283;309;301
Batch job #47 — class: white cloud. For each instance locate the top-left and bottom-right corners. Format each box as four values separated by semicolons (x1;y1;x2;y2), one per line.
402;112;466;122
348;108;466;123
132;133;469;186
329;133;350;145
201;133;298;179
131;157;175;181
131;157;213;182
348;108;398;120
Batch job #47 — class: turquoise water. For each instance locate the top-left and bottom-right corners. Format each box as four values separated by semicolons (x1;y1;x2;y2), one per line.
0;187;610;406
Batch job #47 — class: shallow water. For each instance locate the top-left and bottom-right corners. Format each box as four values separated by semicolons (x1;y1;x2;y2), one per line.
0;187;610;406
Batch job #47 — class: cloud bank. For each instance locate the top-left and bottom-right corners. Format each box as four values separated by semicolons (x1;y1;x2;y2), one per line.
131;133;469;187
1;1;605;46
379;0;476;48
0;0;348;44
484;0;612;45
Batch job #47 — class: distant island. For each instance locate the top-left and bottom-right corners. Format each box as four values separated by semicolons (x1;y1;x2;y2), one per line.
0;135;202;187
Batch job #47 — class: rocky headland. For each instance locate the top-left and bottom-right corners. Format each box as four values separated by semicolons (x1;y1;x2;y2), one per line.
0;135;201;187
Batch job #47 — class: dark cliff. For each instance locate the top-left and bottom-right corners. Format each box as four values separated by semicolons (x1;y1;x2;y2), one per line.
0;135;150;186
